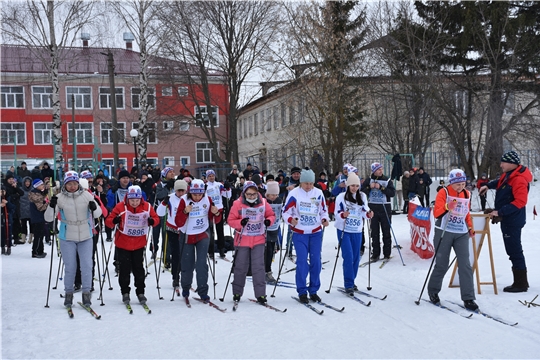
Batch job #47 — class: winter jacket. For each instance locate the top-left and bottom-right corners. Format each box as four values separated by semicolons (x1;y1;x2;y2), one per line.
476;177;489;190
105;198;158;251
41;164;54;180
282;186;329;234
433;186;472;231
227;193;275;248
334;191;370;233
174;194;221;244
361;174;396;206
106;182;146;211
401;176;410;194
45;186;101;241
19;177;33;219
28;188;48;223
31;167;42;180
487;165;533;227
17;167;32;179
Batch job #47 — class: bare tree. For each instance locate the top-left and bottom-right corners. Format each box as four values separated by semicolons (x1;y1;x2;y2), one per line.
1;0;95;165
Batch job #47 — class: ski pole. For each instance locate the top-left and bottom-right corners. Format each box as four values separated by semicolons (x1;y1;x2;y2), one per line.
325;222;346;293
53;255;63;290
44;214;57;308
271;224;292;298
366;218;372;291
219;226;245;302
207;254;216;300
382;203;406;266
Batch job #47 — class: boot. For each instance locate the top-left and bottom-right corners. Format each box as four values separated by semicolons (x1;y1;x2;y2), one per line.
503;268;529;293
6;247;11;255
122;293;130;304
64;293;73;307
137;294;147;305
1;247;5;255
82;292;92;306
265;271;276;283
28;233;33;244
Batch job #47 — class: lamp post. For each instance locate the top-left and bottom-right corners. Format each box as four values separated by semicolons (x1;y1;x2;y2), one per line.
130;128;139;171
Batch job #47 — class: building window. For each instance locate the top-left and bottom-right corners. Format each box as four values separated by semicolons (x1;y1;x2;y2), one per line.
273;106;279;129
238;119;242;139
100;122;126;144
1;123;26;144
34;123;55;145
163;156;175;166
32;86;53;109
298;99;304;122
194;105;219;127
254;113;258;135
66;86;92;109
1;86;24;108
131;87;155;109
180;156;190;167
243;117;247;138
67;123;93;144
504;92;515;115
163;121;174;131
179;121;190;132
289;104;295;124
132;122;157;143
266;108;272;131
249;116;253;137
178;86;188;97
99;87;124;109
281;103;286;127
196;142;216;163
162;86;172;96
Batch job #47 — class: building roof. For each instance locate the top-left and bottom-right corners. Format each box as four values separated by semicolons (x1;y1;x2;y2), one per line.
1;44;225;78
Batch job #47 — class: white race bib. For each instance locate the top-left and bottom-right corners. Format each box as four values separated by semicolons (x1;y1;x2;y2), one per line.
120;204;150;237
241;206;266;236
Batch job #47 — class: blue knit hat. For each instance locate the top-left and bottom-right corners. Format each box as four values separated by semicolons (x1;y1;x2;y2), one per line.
299;169;315;183
500;151;520;165
79;170;93;179
243;180;258;193
448;169;467;185
206;169;215;177
63;171;79;184
161;167;174;180
32;179;44;188
371;162;383;174
126;185;143;199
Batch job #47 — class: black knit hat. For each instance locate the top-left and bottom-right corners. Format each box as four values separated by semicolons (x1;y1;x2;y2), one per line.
500;151;520;165
290;167;301;175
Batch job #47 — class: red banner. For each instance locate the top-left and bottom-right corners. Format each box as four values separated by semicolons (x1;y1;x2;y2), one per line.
408;200;434;259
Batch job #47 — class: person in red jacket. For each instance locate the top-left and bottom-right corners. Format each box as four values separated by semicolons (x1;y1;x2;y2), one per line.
427;169;478;311
227;181;276;304
105;185;159;306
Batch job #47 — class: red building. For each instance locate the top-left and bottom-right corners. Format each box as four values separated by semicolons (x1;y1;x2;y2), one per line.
0;42;229;178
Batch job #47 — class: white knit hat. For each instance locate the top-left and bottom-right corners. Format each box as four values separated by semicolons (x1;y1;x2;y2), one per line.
346;173;360;187
266;181;279;195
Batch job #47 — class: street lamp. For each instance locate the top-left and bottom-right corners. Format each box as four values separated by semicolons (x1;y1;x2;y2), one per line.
130;128;139;170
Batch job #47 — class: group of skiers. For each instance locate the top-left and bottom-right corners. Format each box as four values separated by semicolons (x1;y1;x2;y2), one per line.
0;149;532;313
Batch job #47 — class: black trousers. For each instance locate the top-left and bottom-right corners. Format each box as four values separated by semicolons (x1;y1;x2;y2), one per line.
370;205;392;258
31;222;46;255
116;247;146;296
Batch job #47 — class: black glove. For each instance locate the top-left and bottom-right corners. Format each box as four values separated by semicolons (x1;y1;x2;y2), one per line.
162;195;170;205
264;219;271;227
49;196;58;209
89;201;97;211
148;218;155;226
112;215;121;225
166;179;175;190
240;218;249;227
224;180;231;190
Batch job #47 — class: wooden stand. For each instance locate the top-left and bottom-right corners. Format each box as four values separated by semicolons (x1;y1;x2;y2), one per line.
449;214;497;294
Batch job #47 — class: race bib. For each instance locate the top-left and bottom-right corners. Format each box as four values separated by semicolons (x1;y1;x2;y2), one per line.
344;206;364;233
368;180;389;204
442;195;469;233
241;207;265;236
268;203;282;231
120;206;149;237
206;186;222;207
298;199;319;227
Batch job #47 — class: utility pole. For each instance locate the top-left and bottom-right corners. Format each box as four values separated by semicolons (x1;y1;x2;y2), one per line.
106;49;120;175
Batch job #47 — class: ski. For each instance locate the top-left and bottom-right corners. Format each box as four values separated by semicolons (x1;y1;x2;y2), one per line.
66;306;74;318
193;297;227;312
291;296;324;315
233;300;239;312
125;303;133;314
184;297;191;308
379;256;394;269
359;258;378;268
248;278;296;289
447;301;517;326
77;302;101;319
421;299;473;319
282;266;296;274
338;287;387;300
249;299;287;313
315;301;344;312
141;303;152;314
337;288;371;307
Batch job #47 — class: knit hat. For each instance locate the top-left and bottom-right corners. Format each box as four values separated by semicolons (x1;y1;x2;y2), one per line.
174;179;188;191
118;169;130;179
189;179;206;194
243;180;257;193
346;173;360;187
32;179;44;188
266;174;275;181
448;169;467;185
161;167;174;180
126;185;143;199
290;167;301;175
64;171;79;184
343;163;351;170
79;170;93;179
500;150;520;165
252;173;262;186
299;169;315;183
371;162;383;174
233;165;238;170
347;165;358;174
206;169;216;177
266;181;279;195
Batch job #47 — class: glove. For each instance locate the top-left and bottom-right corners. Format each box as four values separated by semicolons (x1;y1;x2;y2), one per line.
468;229;475;238
264;219;271;227
166;179;175;190
224;181;231;190
112;215;121;225
240;218;249;227
89;201;97;211
148;218;155;226
446;200;458;211
49;196;58;209
162;196;170;206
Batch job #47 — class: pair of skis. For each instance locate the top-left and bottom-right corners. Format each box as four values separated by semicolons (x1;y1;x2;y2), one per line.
359;256;393;269
291;296;345;315
423;299;518;326
125;302;152;314
66;302;101;319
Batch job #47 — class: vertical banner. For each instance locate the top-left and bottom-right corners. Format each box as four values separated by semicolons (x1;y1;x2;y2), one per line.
408;198;434;259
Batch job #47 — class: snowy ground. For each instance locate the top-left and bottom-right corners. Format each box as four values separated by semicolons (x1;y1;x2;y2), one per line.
2;178;540;360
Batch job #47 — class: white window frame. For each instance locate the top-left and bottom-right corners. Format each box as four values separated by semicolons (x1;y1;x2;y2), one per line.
194;105;219;127
99;87;125;109
163;156;175;166
273;105;279;129
100;122;126;144
254;113;258;135
163;121;174;131
132;122;157;144
180;156;190;167
32;86;53;109
281;103;286;127
66;86;92;109
162;86;173;96
195;142;217;164
1;86;25;108
33;122;55;145
244;117;248;138
178;86;188;97
67;123;94;144
179;121;190;132
249;115;253;137
266;108;272;131
1;122;26;145
131;87;155;109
